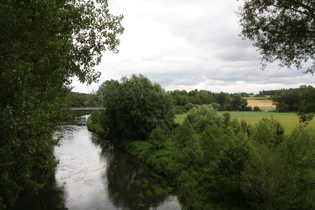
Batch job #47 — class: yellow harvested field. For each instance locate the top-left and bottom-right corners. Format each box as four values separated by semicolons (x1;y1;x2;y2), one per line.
247;100;275;107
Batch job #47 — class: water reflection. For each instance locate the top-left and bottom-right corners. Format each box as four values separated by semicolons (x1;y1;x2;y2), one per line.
15;116;181;210
93;135;176;209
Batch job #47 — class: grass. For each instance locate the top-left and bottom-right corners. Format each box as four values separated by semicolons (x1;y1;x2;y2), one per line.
175;113;187;124
175;111;315;134
260;106;276;112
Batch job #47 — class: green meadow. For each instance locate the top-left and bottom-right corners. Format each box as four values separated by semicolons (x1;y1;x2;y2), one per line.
176;111;315;133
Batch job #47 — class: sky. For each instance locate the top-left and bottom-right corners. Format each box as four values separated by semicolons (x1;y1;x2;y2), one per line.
72;0;314;94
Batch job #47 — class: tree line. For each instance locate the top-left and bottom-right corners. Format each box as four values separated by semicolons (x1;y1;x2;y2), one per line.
168;89;252;113
80;86;255;113
270;85;315;122
66;91;99;107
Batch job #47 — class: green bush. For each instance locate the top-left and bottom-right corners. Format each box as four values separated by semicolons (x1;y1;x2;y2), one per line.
86;111;109;137
148;127;166;149
254;106;261;111
210;103;221;110
184;103;195;111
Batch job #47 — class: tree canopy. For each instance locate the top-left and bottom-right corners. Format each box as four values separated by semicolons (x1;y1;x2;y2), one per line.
271;85;315;121
0;0;123;208
238;0;315;72
97;74;175;140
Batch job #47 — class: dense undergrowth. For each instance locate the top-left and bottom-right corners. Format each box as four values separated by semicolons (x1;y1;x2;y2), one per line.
87;106;315;209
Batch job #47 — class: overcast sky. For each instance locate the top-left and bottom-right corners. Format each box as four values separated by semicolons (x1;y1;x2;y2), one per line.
72;0;314;94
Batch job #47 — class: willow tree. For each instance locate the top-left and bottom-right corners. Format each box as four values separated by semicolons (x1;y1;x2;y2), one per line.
238;0;315;72
0;0;123;208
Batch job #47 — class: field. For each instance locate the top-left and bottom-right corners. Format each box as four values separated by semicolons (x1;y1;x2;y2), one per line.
247;99;276;111
247;99;275;108
175;111;315;134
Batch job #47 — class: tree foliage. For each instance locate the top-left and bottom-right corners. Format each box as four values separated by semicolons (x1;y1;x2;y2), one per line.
271;85;315;121
97;74;175;140
238;0;315;72
0;0;123;208
168;89;251;112
114;106;315;209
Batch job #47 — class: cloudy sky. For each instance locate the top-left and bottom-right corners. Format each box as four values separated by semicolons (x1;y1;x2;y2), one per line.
72;0;314;94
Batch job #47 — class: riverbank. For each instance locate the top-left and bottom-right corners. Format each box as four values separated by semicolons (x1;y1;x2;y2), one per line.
86;114;185;206
86;110;243;209
16;116;181;209
87;108;315;209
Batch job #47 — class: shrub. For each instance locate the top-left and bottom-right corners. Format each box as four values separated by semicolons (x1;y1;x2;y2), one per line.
148;127;166;149
254;106;261;111
185;103;195;111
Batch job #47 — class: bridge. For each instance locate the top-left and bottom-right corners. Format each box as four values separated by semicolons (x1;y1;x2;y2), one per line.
70;107;106;112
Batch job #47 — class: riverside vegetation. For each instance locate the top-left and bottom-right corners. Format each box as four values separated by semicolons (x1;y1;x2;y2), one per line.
88;75;315;209
0;1;123;209
2;0;314;208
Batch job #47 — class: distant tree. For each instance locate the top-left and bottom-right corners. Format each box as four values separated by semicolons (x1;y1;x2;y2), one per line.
238;0;315;72
231;94;248;111
185;103;196;111
86;91;100;107
253;106;260;111
188;89;199;97
98;75;174;140
271;85;315;121
259;90;282;96
296;85;315;122
67;92;89;107
215;92;231;106
271;89;299;112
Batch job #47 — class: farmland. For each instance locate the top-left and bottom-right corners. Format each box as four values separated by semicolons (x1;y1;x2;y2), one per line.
175;111;315;134
245;96;276;111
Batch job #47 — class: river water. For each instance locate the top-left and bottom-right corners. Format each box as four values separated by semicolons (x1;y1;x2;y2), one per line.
18;116;181;210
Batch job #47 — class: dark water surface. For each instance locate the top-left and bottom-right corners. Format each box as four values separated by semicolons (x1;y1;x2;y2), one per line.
18;116;181;210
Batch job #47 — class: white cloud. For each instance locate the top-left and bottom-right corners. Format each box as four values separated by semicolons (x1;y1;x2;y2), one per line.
71;0;315;94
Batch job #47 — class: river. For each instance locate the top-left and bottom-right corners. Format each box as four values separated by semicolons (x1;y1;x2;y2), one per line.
17;115;181;210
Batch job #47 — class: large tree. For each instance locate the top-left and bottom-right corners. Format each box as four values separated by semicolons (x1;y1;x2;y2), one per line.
97;74;175;140
238;0;315;72
0;0;123;208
